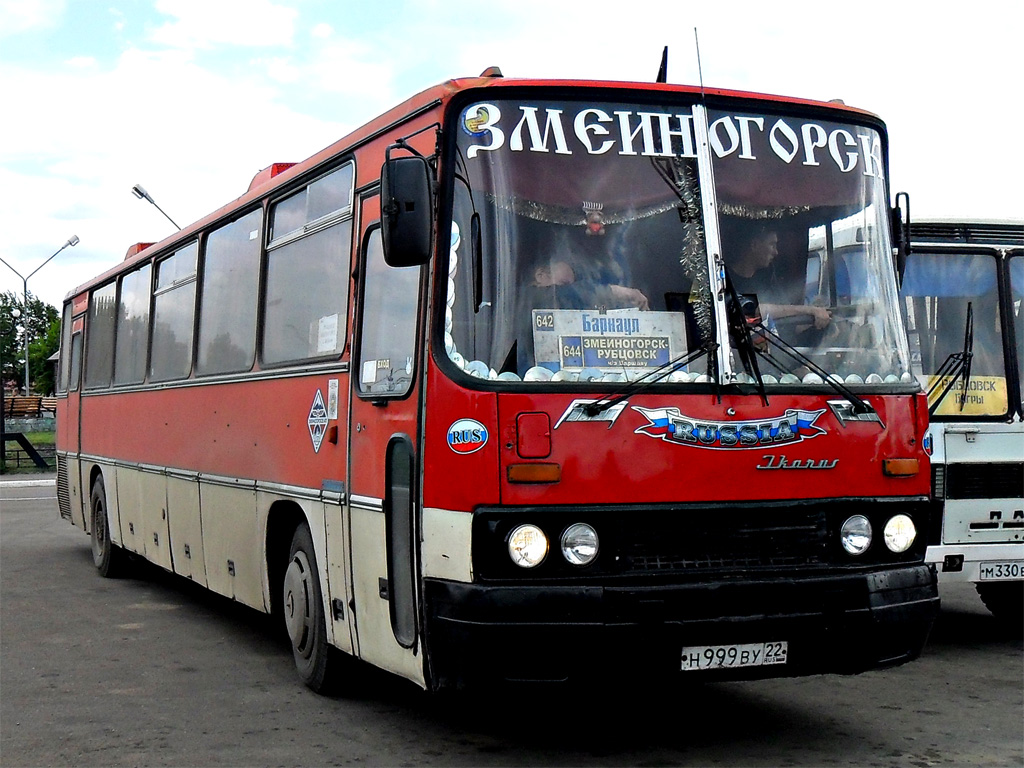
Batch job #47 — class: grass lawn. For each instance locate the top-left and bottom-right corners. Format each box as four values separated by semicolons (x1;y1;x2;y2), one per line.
2;430;56;473
20;431;56;446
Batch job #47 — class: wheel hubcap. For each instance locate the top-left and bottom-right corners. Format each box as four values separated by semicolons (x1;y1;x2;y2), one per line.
91;501;107;566
283;551;314;659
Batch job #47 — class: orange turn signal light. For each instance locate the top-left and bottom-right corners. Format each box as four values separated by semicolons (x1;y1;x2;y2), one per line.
507;463;562;484
883;458;920;477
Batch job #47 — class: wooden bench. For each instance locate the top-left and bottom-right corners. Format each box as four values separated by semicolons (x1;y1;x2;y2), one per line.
3;396;43;418
40;397;58;415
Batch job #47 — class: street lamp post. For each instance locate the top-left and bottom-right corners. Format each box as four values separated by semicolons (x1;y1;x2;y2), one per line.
131;184;181;230
1;307;22;473
0;235;79;395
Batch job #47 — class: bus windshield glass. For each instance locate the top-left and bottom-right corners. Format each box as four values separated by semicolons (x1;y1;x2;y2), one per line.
902;250;1008;416
445;96;911;386
1009;251;1024;407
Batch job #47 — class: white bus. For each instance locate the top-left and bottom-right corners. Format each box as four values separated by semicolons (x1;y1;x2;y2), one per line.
902;219;1024;625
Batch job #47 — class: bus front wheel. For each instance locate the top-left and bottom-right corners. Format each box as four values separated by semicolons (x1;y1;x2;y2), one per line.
283;524;340;693
90;476;128;578
976;581;1023;631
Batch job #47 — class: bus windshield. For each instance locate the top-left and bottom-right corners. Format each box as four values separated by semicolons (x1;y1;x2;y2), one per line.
902;250;1008;416
444;96;911;386
1008;251;1024;407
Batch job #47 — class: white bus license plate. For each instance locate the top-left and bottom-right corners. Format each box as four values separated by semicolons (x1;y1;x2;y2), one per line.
979;561;1023;581
681;641;788;671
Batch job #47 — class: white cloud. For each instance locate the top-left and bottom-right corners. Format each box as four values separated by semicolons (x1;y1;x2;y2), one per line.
0;0;64;37
0;44;346;308
148;0;298;49
310;22;333;39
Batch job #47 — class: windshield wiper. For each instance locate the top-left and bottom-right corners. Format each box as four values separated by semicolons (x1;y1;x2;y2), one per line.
723;276;769;406
749;319;878;418
927;301;974;415
583;341;717;416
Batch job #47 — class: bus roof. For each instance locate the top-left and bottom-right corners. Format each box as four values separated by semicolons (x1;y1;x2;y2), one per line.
66;72;883;303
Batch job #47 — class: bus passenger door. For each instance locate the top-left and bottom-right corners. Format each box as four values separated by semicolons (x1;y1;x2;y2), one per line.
347;196;426;686
61;316;87;528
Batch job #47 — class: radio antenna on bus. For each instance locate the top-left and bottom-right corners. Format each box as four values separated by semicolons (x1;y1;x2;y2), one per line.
694;28;706;94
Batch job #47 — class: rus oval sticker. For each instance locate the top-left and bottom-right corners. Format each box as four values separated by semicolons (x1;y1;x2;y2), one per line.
447;419;489;454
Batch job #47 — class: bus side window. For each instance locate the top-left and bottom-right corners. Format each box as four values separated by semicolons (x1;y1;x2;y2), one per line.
83;282;117;389
114;264;152;385
57;303;74;394
68;332;83;392
196;209;261;376
263;163;354;366
151;242;199;382
356;228;421;396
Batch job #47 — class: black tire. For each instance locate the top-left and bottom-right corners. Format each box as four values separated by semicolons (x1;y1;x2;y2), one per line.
90;476;128;578
282;524;341;693
976;582;1024;631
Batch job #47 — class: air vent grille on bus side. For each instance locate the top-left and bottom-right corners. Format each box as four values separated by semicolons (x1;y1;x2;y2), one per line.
910;222;1024;246
945;463;1024;500
56;454;72;521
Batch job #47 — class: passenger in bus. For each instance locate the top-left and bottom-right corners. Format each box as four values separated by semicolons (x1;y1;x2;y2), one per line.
725;223;832;335
530;256;650;311
515;250;650;375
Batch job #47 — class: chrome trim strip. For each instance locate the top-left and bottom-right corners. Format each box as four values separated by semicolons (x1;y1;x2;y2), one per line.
69;455;349;503
350;494;383;512
256;480;322;502
166;468;200;481
200;473;257;490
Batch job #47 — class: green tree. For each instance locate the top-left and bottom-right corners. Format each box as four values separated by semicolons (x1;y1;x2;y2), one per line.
1;291;60;394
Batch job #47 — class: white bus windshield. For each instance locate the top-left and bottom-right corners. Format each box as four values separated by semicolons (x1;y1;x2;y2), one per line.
445;97;911;387
903;251;1008;417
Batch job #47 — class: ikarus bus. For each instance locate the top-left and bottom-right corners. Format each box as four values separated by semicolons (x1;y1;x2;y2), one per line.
55;69;938;692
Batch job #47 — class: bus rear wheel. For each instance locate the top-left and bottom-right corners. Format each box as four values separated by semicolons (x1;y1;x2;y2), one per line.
283;524;340;693
976;582;1023;630
90;476;128;578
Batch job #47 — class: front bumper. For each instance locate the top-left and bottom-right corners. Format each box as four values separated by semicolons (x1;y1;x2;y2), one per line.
423;565;938;691
926;543;1024;582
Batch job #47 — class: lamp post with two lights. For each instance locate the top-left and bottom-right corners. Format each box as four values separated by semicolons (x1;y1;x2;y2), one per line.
0;235;79;396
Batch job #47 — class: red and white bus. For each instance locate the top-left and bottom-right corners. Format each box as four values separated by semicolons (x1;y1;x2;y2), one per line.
55;69;938;692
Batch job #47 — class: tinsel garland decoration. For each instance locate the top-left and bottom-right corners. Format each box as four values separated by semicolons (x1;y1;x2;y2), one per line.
719;201;811;219
482;193;679;226
655;159;713;342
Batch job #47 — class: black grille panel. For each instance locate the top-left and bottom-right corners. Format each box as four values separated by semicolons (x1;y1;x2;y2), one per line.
56;454;72;521
946;463;1024;499
620;510;829;574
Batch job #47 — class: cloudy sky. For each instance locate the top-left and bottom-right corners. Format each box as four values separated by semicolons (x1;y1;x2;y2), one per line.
1;0;1021;309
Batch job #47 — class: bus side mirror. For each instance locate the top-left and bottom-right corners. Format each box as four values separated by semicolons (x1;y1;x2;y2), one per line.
891;191;910;286
381;155;434;267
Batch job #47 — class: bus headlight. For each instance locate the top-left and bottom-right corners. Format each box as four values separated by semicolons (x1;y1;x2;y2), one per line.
560;523;599;566
883;515;917;553
840;515;872;555
508;524;548;568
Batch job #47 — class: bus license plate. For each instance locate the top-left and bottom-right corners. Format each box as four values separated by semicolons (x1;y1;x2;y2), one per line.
681;641;788;671
979;561;1023;581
